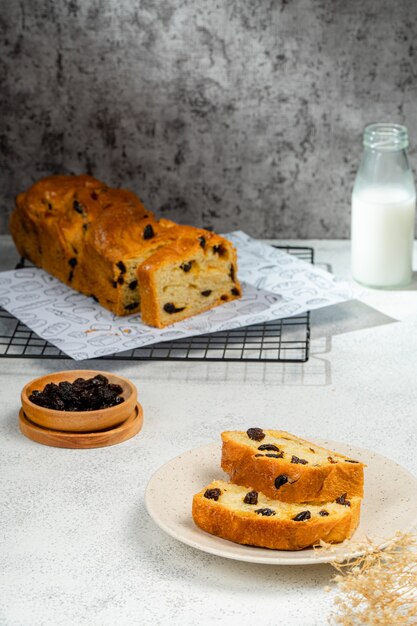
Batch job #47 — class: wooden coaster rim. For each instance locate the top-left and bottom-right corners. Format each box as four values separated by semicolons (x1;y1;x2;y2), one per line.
19;402;143;449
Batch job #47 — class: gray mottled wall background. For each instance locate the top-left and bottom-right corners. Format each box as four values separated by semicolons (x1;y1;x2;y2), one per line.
1;0;417;237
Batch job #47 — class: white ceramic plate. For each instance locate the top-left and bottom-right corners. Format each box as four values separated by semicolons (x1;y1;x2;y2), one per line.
145;441;417;565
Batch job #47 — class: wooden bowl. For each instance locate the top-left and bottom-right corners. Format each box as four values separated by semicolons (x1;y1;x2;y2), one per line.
21;370;138;433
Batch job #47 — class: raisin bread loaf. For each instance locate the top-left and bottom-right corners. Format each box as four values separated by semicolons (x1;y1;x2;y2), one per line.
221;429;364;503
9;175;241;327
192;480;361;550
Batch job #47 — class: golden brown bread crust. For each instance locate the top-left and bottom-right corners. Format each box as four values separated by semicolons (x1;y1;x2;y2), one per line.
10;175;150;313
221;430;365;503
9;175;241;325
192;482;361;550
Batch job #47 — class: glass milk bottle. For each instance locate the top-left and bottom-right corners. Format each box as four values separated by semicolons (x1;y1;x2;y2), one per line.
351;123;416;288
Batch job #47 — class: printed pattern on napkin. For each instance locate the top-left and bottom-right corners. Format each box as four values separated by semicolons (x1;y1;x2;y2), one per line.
0;231;354;360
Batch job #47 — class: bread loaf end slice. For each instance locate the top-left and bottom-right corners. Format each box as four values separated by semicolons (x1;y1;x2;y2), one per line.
138;229;241;328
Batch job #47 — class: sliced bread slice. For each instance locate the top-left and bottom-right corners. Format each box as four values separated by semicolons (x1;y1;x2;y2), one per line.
192;479;361;550
221;429;365;503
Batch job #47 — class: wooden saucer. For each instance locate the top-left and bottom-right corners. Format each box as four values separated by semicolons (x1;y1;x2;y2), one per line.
19;402;143;449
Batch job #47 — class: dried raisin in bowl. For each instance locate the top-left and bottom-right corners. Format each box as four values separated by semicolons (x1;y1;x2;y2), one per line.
21;370;137;433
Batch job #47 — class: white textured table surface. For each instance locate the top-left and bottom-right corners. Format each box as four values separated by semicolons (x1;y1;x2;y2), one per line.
1;236;417;626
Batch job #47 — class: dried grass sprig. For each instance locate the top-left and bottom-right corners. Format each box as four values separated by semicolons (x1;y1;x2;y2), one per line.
326;532;417;625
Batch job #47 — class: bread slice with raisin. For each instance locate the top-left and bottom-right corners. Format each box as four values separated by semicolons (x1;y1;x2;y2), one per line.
221;429;364;503
138;228;240;328
192;479;361;550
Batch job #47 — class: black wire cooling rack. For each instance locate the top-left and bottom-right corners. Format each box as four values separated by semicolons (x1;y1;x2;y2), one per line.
0;246;313;363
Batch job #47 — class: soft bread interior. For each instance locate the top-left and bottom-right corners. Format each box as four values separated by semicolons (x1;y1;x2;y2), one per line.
223;430;362;466
199;480;359;519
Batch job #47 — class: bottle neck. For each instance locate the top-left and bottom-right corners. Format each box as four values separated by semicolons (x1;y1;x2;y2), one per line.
364;123;409;151
356;145;414;192
353;123;416;199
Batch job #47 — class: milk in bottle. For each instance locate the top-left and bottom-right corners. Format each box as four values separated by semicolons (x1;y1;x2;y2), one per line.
351;124;416;288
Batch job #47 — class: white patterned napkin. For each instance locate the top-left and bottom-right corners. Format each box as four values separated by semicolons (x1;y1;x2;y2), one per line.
0;231;354;359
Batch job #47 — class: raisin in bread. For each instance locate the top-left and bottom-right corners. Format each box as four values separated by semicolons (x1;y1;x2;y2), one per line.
221;429;364;503
9;175;241;327
192;480;361;550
